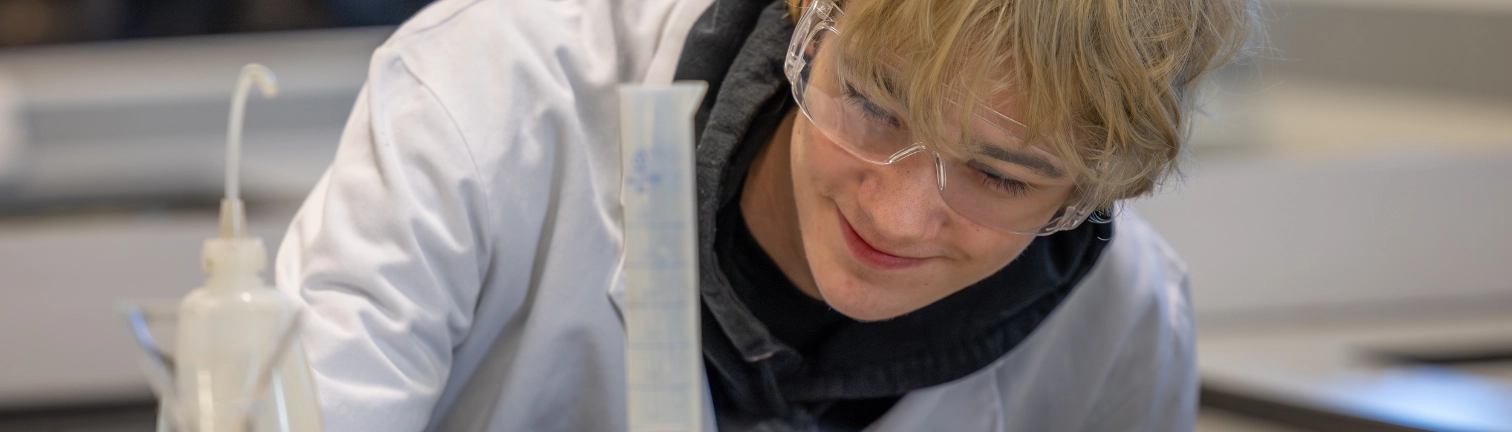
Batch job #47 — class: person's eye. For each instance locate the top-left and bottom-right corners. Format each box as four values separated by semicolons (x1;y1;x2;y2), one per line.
841;82;904;128
967;160;1031;196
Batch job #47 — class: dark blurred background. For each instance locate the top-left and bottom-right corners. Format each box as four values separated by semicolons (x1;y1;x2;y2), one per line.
0;0;431;47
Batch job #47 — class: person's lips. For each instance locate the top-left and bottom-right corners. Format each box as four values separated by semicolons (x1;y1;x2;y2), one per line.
838;211;928;270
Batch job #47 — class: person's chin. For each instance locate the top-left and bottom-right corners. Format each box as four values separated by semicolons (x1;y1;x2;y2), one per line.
811;268;922;321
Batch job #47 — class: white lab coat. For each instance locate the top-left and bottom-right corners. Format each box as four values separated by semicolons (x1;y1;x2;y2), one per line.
273;0;1199;430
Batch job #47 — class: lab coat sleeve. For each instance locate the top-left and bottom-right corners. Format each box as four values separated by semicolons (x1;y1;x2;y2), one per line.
1082;269;1199;431
274;55;496;432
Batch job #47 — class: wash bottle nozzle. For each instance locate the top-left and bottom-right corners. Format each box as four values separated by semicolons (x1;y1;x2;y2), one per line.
221;64;278;239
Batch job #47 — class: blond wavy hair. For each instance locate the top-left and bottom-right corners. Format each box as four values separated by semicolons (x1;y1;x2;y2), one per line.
790;0;1261;212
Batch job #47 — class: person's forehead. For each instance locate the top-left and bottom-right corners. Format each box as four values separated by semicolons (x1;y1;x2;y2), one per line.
834;43;1030;133
821;8;1068;176
966;90;1030;138
839;59;1064;173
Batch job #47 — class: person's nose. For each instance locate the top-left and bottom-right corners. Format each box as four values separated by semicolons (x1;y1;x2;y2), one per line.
854;150;949;244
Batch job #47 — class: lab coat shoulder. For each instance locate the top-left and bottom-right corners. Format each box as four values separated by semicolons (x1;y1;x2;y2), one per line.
867;212;1196;432
355;0;708;267
274;0;697;429
274;53;498;432
274;20;525;430
1074;211;1198;431
372;0;705;157
368;0;619;200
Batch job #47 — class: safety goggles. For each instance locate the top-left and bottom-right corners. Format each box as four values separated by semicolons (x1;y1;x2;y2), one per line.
784;0;1103;235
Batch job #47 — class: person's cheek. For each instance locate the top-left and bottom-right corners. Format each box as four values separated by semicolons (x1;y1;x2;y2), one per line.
792;121;846;199
960;230;1035;287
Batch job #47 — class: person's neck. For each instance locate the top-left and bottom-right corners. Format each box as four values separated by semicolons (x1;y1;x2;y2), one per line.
739;110;822;300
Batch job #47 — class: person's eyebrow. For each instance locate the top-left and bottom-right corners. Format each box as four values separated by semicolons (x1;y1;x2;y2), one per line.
974;141;1066;179
837;51;904;100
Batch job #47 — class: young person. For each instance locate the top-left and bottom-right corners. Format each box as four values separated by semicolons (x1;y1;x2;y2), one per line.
274;0;1259;429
